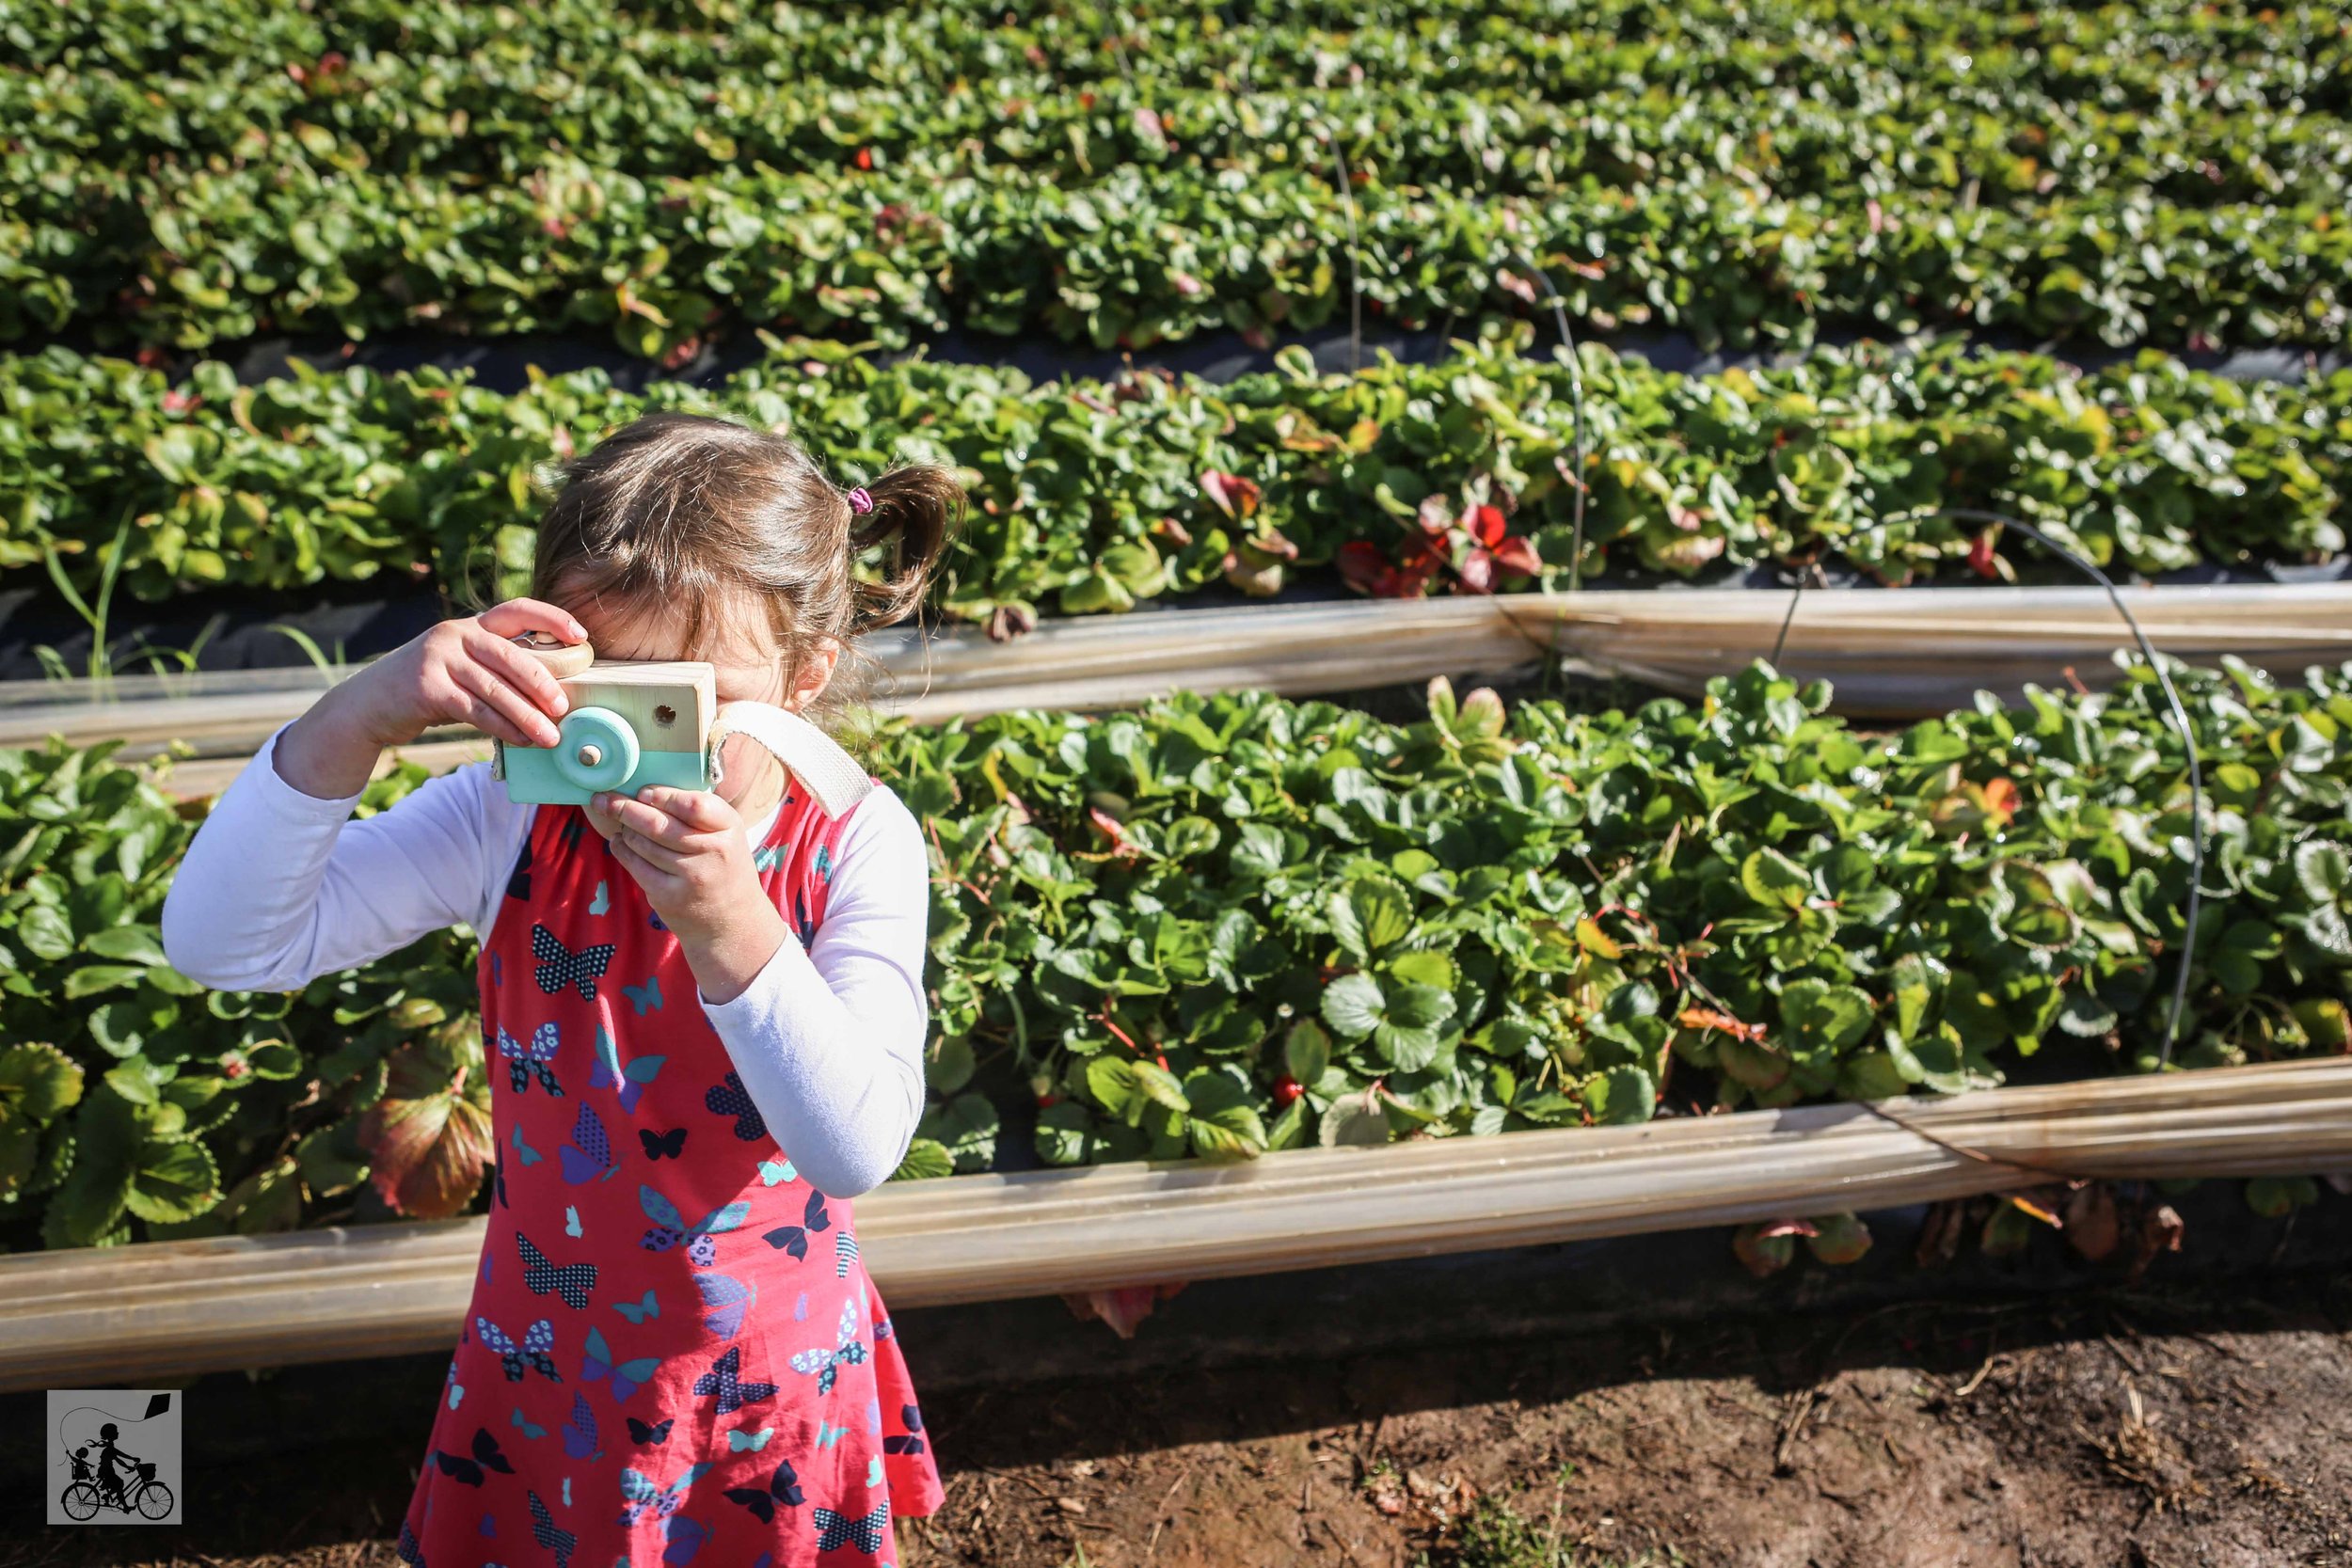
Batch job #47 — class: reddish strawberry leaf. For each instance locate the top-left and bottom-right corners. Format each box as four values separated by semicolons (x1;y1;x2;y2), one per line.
1493;536;1543;576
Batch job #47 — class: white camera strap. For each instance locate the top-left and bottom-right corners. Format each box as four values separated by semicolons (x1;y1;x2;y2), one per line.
705;702;874;819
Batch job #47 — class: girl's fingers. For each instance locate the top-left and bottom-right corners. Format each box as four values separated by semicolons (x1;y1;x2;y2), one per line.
595;793;698;848
580;799;623;841
463;628;572;721
476;598;590;645
611;834;680;891
437;682;539;749
614;830;691;875
454;661;563;749
632;785;734;832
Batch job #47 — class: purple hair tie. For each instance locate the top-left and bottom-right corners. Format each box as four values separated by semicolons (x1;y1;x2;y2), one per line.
847;486;874;515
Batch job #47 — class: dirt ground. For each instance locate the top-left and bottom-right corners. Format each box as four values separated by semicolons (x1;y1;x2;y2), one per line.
12;1275;2352;1568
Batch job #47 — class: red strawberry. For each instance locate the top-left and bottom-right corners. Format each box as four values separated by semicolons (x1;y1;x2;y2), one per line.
1966;531;1998;578
1272;1075;1304;1106
853;148;873;171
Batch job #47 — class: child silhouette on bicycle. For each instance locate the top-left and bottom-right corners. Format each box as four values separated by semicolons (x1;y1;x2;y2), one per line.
92;1424;139;1508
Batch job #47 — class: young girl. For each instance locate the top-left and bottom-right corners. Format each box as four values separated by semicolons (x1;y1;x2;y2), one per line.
162;413;959;1567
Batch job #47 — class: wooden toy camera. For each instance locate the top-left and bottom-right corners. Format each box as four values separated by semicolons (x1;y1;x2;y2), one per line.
489;633;875;818
491;635;719;805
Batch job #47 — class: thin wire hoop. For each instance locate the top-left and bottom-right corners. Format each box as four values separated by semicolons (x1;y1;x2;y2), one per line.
1508;268;2208;1068
1770;507;2209;1068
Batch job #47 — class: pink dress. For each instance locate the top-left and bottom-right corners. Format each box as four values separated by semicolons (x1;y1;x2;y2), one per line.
395;789;944;1568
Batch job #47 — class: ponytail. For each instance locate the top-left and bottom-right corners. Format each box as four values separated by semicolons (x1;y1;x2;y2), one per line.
847;464;964;629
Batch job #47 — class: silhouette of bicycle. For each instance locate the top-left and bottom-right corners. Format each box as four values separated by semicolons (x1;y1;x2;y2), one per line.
62;1458;173;1521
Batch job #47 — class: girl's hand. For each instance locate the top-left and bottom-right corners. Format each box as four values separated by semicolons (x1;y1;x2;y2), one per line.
274;599;585;800
337;598;584;750
592;785;787;1004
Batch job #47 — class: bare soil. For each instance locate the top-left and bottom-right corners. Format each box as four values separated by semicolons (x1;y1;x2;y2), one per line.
11;1277;2352;1568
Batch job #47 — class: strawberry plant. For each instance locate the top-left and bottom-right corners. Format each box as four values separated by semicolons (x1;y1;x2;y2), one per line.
8;654;2352;1251
0;743;477;1252
5;0;2348;355
7;150;2344;356
6;329;2346;621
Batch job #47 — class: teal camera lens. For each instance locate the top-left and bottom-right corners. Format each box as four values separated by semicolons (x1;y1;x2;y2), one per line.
552;707;642;794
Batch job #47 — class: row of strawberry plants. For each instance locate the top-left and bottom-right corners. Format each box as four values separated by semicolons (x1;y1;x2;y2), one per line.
8;0;2342;358
9;137;2344;356
13;11;2344;211
14;0;2340;134
5;655;2349;1251
23;72;2342;215
6;328;2346;622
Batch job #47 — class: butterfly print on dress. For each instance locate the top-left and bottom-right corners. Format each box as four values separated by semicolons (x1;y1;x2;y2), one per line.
527;1488;575;1568
813;1500;889;1555
690;1345;777;1416
883;1405;929;1457
430;1428;515;1488
723;1459;806;1523
787;1296;870;1397
562;1391;602;1462
516;1231;597;1311
759;1190;831;1259
617;1462;709;1528
532;924;615;1001
590;1025;663;1114
694;1271;757;1338
580;1325;661;1402
559;1101;619;1186
498;1022;564;1097
638;1182;749;1260
476;1315;561;1382
663;1513;710;1564
704;1071;766;1141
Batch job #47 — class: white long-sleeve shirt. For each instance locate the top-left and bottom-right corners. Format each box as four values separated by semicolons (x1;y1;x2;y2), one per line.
159;726;930;1197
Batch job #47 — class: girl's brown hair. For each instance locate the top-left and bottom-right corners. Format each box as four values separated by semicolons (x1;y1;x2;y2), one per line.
529;411;962;723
